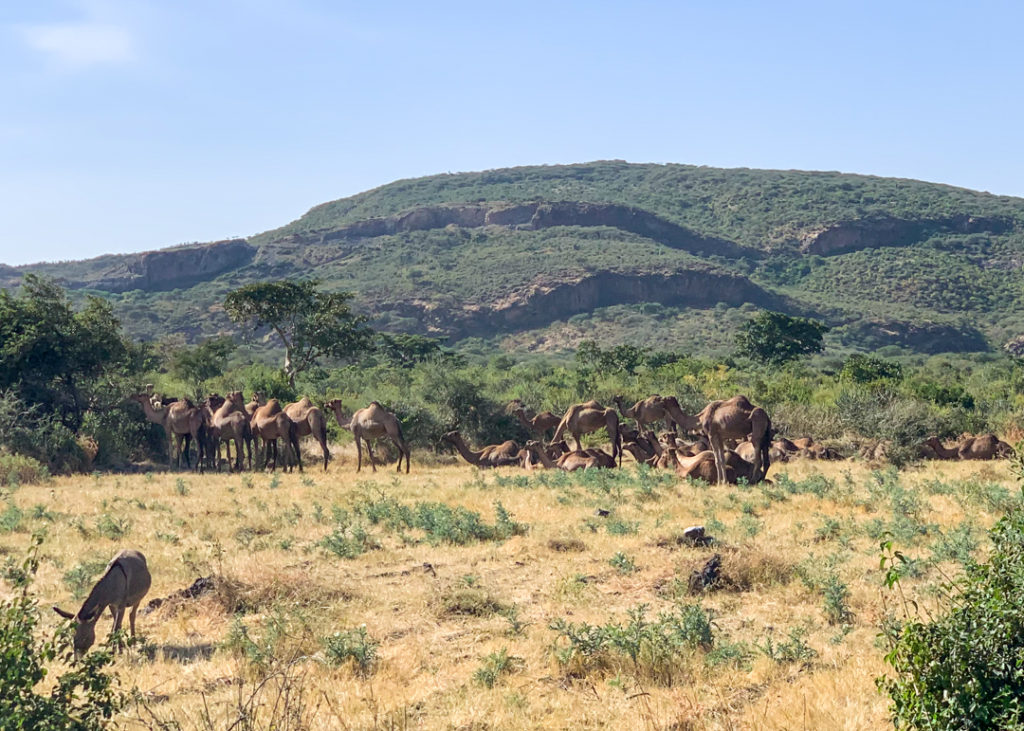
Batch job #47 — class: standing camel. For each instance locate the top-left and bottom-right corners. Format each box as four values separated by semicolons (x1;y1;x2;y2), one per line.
284;397;331;471
508;400;561;440
612;395;700;435
211;391;252;472
441;431;519;469
326;400;410;473
252;399;302;472
698;395;771;485
128;393;202;470
552;401;622;466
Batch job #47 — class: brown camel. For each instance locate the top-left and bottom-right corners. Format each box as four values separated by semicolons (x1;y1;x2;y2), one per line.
326;400;410;473
552;401;622;466
442;431;519;469
508;400;561;440
674;448;759;484
698;395;771;484
128;393;202;470
211;391;252;472
252;399;302;472
622;439;657;465
613;395;699;434
923;434;1012;461
523;441;615;472
284;397;330;471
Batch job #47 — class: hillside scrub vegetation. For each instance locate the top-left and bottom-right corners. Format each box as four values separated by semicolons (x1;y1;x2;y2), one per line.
1;277;1024;475
6;162;1024;356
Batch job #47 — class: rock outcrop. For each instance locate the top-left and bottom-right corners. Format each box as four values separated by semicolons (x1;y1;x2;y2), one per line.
801;215;1010;256
371;268;786;340
312;201;754;259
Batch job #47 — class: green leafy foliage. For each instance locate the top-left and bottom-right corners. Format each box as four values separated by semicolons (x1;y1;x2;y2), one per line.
735;311;829;365
0;535;125;729
879;508;1024;729
224;280;374;386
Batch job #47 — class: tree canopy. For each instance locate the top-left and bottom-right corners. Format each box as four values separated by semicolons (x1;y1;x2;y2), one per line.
0;275;133;430
224;280;374;386
735;311;829;366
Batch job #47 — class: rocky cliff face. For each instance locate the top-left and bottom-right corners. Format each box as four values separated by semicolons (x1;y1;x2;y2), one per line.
30;239;257;293
801;215;1010;256
308;201;754;259
371;268;784;340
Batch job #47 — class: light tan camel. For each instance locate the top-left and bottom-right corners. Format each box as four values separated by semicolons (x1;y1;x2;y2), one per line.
923;434;1012;460
508;400;561;439
211;391;252;472
698;395;771;484
128;393;202;469
284;397;330;471
523;441;615;472
326;400;410;473
552;401;622;466
252;399;302;472
245;392;263;463
442;430;519;469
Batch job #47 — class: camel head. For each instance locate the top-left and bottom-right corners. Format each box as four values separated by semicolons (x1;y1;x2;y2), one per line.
226;390;245;406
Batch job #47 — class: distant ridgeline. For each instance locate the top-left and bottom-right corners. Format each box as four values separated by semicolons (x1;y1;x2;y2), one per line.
3;161;1022;355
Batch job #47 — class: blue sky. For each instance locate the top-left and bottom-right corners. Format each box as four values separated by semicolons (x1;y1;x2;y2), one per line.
1;1;1022;266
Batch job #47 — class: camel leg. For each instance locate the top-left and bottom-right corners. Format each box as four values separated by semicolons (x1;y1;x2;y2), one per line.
129;603;139;636
366;440;378;473
320;437;329;472
355;435;363;472
709;435;727;485
292;432;303;473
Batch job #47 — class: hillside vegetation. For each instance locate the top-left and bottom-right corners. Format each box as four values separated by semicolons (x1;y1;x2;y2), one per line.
4;161;1024;355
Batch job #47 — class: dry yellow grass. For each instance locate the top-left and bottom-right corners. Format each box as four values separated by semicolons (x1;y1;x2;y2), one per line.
0;450;1016;729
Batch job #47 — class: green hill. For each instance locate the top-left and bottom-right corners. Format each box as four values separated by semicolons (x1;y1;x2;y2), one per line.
4;161;1023;356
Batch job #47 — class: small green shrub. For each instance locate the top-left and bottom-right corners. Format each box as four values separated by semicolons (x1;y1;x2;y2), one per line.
0;454;49;486
609;552;637;574
473;647;523;688
323;626;378;676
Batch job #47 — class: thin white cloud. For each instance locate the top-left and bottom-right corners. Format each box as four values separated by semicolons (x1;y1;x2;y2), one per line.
19;22;136;68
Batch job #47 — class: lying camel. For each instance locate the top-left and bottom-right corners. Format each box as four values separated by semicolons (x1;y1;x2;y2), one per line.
523;441;615;472
284;397;330;471
923;434;1013;460
326;400;410;473
552;401;622;466
442;431;520;468
698;395;771;484
53;549;151;658
674;449;760;484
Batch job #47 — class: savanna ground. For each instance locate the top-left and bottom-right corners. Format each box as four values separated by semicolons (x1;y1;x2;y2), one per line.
1;444;1017;730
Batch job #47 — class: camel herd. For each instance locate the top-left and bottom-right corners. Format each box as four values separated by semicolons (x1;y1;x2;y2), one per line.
130;387;408;474
54;389;1014;657
129;386;1014;483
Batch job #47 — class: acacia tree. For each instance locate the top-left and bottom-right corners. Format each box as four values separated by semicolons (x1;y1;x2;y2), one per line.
224;281;374;387
735;311;829;366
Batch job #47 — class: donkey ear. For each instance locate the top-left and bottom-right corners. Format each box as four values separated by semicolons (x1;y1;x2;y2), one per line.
78;608;98;622
53;606;75;619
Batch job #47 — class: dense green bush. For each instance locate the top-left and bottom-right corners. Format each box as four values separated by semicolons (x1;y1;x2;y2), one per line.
880;507;1024;729
0;536;126;729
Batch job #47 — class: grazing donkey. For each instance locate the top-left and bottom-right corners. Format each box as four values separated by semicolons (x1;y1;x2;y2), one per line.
53;549;152;656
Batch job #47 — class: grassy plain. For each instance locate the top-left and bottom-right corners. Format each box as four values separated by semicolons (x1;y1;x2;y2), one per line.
1;448;1017;730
